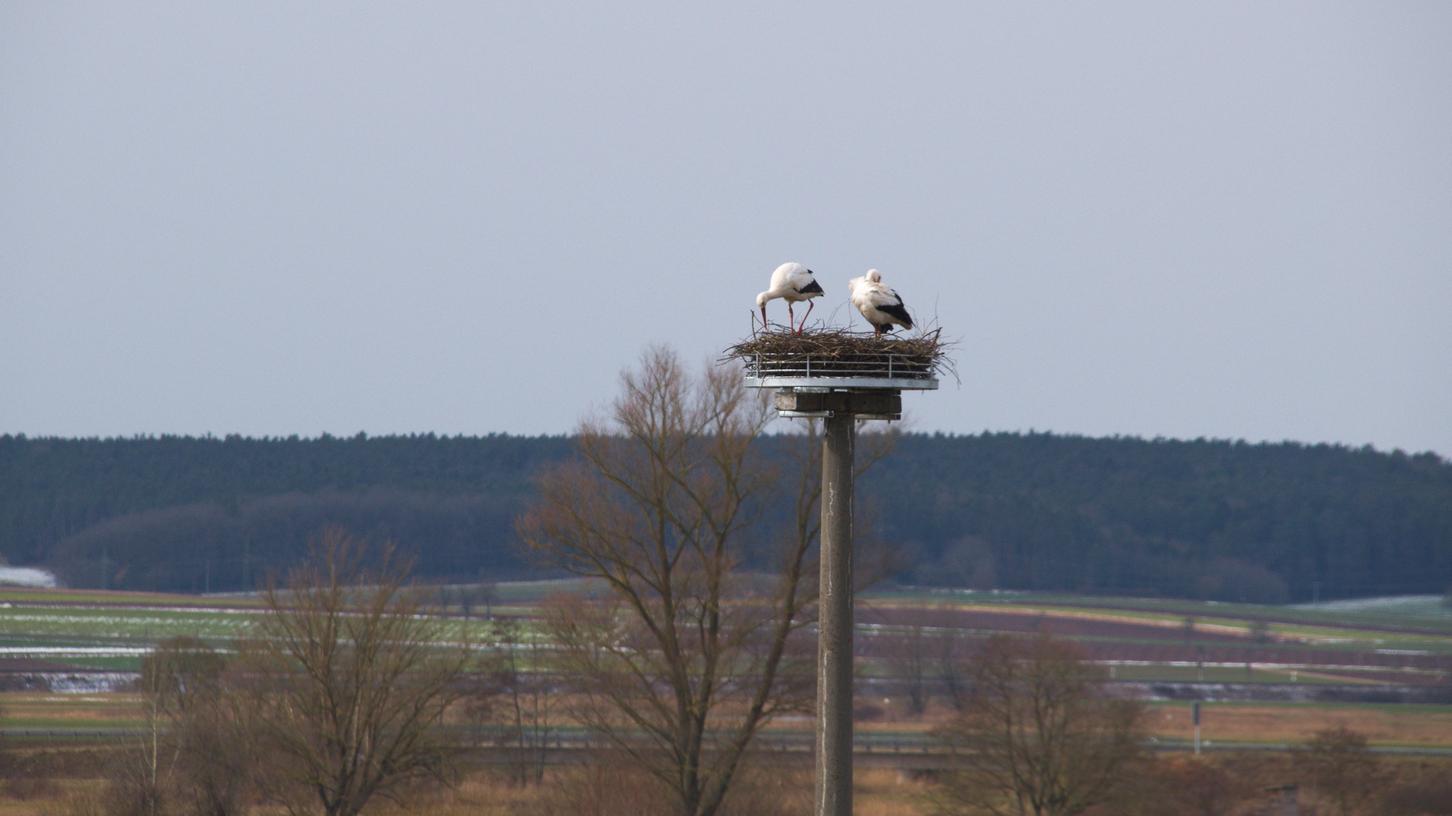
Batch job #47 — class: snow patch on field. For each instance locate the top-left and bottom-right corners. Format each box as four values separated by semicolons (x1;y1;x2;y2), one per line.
1293;595;1450;617
44;672;137;693
0;646;152;657
0;566;58;587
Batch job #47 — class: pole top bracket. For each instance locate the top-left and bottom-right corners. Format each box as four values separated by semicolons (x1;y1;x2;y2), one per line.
772;388;902;420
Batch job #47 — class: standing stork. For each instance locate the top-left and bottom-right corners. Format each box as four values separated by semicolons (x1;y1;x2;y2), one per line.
848;268;914;337
756;261;824;334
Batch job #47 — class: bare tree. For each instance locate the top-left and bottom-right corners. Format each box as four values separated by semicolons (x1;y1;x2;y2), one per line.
1249;619;1273;644
1295;726;1385;816
143;636;226;720
477;580;499;619
144;636;244;816
240;528;470;816
130;650;181;816
490;618;556;786
99;637;243;816
895;623;932;716
517;347;821;816
172;692;250;816
938;627;972;712
1117;755;1262;816
933;635;1147;816
434;584;452;615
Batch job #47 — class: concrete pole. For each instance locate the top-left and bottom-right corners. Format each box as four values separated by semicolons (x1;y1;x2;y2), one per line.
816;413;856;816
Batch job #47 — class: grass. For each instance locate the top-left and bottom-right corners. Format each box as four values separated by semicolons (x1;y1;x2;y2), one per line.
488;577;603;603
33;655;143;671
857;658;1395;685
3;584;1447;732
1;692;141;723
869;587;1452;632
1144;701;1452;747
0;607;260;642
0;603;543;655
11;685;1448;750
0;587;261;608
1292;594;1452;620
864;588;1452;652
5;582;1448;815
0;766;932;816
1103;663;1361;684
13;581;1447;646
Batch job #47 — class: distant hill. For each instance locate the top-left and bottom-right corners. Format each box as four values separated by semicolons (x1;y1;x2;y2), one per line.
2;433;1448;600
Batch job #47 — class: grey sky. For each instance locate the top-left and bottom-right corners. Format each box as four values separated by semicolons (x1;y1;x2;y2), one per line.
4;3;1450;454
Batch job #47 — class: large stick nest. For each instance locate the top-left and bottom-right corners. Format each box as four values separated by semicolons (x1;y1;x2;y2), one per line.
724;328;954;381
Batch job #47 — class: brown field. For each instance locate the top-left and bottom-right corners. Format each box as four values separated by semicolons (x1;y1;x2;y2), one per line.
5;589;1451;813
0;756;925;816
8;756;1452;816
364;768;926;816
856;603;1452;675
862;602;1254;643
7;689;1451;749
862;696;1452;749
1145;702;1452;747
1;692;140;724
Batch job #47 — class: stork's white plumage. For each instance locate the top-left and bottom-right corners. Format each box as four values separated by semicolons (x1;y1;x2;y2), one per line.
755;261;824;334
848;269;914;337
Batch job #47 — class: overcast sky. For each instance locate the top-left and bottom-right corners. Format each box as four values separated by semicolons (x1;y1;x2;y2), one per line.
3;3;1449;454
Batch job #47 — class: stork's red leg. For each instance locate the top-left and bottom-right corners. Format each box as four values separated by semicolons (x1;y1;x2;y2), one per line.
787;302;796;333
801;300;815;333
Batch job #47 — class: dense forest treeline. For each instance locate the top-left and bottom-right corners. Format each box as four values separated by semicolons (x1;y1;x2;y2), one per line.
1;433;1448;600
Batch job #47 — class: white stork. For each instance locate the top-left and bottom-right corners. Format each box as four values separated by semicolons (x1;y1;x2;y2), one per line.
848;268;914;337
756;261;825;334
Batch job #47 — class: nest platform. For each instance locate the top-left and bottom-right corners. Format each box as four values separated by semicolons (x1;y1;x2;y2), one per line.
726;329;944;390
725;329;948;419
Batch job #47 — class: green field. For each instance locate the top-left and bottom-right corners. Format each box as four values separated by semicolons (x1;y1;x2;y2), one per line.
3;583;1449;685
867;588;1452;632
865;587;1452;653
0;588;260;607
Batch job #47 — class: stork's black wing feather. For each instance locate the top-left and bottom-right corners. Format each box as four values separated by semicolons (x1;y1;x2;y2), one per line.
797;278;824;295
877;299;913;329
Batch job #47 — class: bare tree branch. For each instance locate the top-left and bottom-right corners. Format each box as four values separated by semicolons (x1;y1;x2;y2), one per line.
518;347;817;816
933;635;1147;816
238;528;469;816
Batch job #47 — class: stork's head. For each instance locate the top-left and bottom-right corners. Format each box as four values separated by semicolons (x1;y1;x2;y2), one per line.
865;268;882;283
755;290;771;308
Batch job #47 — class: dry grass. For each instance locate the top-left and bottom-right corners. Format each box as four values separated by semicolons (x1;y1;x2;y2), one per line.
855;768;932;816
1145;703;1452;747
0;692;140;725
365;774;547;816
9;751;1451;815
0;764;932;816
364;766;928;816
0;780;95;816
